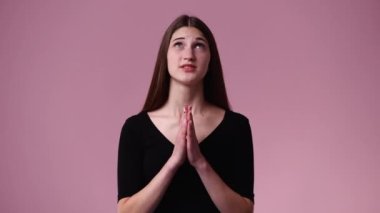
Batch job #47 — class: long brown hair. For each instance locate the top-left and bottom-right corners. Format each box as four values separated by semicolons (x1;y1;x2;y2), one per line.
142;15;230;111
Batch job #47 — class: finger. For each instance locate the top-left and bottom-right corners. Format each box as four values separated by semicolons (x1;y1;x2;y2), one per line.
187;119;192;141
184;105;189;114
181;107;186;122
188;106;192;120
185;105;189;121
187;113;197;144
189;111;196;137
186;120;195;153
175;107;185;138
181;109;187;135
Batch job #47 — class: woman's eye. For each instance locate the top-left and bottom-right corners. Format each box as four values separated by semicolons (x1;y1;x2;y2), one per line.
173;42;183;48
194;43;206;49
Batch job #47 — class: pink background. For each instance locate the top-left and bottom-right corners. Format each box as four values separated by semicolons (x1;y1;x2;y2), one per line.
1;0;379;212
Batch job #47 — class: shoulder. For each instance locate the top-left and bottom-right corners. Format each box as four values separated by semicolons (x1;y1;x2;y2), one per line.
224;111;253;143
122;111;149;131
223;110;252;132
119;112;149;147
225;110;250;124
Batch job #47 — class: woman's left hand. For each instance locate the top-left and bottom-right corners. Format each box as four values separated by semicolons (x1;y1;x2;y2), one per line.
185;106;206;168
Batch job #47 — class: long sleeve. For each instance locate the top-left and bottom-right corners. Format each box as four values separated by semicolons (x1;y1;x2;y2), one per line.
232;116;254;202
117;116;144;201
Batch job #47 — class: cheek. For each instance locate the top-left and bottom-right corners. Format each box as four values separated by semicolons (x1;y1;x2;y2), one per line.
167;49;179;61
167;54;180;75
167;52;175;69
200;54;211;71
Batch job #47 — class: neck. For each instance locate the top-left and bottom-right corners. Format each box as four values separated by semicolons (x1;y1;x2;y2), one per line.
164;80;206;117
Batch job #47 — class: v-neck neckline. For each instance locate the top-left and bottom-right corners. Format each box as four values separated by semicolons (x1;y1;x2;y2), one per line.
145;110;228;147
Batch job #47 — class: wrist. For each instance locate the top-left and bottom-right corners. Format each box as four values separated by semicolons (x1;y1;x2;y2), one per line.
193;156;208;171
166;156;182;172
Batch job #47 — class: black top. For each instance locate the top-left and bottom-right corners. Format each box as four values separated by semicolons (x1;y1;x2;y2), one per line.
117;110;254;212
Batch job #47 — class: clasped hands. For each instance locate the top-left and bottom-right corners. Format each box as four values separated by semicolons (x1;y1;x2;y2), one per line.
170;105;206;169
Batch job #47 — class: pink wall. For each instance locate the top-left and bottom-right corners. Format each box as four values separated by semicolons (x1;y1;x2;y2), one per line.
1;0;379;212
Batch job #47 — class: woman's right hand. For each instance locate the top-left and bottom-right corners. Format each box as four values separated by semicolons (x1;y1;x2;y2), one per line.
168;107;188;169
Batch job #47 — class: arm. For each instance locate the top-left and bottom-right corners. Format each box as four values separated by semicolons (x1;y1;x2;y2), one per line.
186;110;254;213
117;158;180;213
194;159;253;213
117;112;188;213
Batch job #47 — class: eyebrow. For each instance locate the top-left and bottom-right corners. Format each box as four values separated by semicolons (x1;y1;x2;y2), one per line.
171;37;208;43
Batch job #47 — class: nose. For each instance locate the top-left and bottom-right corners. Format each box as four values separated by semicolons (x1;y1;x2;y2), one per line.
183;46;195;61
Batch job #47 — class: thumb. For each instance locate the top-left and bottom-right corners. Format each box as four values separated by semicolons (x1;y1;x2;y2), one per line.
180;107;187;133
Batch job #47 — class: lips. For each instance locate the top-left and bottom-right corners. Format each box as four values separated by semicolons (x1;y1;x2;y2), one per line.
180;64;196;72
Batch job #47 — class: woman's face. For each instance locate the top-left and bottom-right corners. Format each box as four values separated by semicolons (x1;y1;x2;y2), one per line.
167;27;210;86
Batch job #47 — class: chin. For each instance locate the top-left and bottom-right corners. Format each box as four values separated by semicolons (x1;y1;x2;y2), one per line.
171;77;203;87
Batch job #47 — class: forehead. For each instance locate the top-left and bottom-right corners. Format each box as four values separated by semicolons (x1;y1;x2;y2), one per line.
170;27;207;41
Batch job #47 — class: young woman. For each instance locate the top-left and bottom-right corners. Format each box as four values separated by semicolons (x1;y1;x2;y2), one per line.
117;14;254;212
